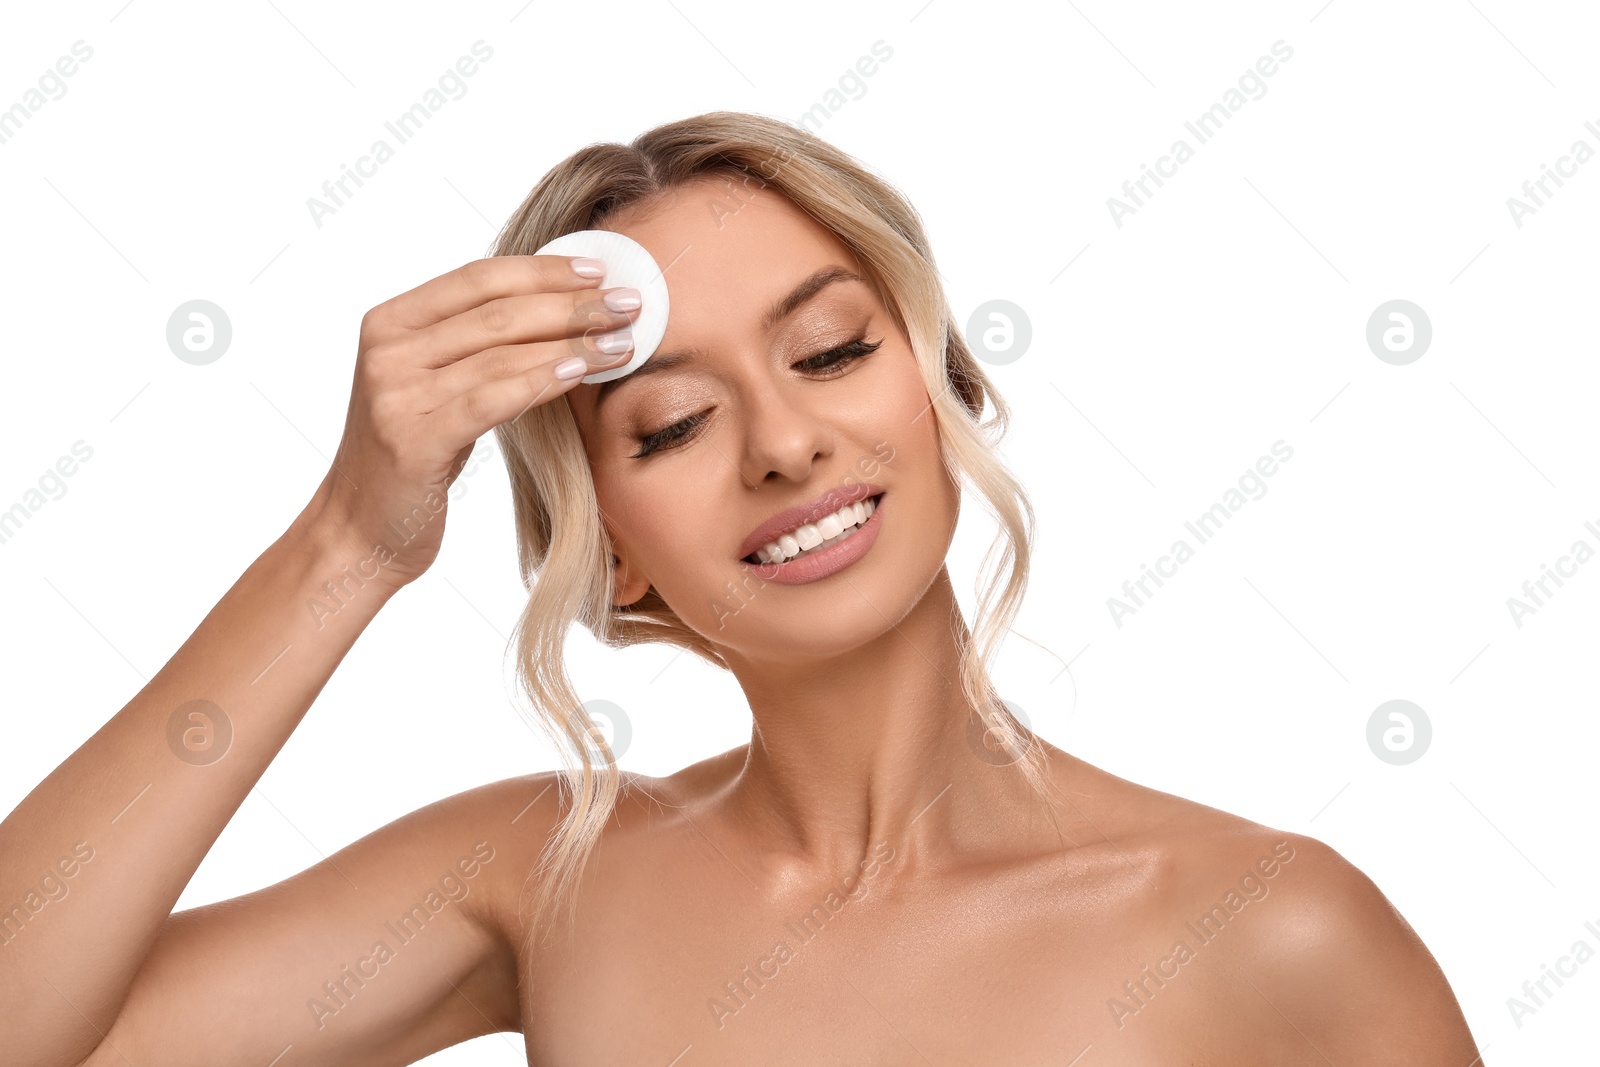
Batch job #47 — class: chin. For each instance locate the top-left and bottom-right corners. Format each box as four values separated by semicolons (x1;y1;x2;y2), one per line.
706;558;942;665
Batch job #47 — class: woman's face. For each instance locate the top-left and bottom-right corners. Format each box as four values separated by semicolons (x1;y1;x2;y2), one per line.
564;176;960;664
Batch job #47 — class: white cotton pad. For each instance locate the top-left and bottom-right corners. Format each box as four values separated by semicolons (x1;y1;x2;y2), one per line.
533;228;670;384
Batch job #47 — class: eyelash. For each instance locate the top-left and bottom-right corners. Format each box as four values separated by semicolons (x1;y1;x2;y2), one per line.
628;336;884;459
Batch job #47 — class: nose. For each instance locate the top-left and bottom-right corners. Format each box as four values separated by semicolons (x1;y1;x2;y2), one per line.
737;376;835;487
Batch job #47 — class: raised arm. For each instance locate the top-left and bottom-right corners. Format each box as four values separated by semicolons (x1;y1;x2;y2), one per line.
0;254;639;1067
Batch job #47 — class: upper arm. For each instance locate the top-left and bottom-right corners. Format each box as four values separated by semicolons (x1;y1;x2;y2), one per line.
81;772;561;1067
1230;834;1484;1065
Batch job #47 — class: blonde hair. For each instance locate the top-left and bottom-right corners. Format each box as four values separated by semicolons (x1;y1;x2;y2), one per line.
489;110;1058;948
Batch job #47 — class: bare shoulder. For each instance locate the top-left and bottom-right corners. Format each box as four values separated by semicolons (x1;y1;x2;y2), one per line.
1046;748;1483;1063
1204;831;1484;1063
1039;744;1296;879
610;744;748;822
446;763;700;926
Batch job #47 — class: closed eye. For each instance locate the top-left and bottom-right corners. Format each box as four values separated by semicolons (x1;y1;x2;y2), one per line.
627;336;883;459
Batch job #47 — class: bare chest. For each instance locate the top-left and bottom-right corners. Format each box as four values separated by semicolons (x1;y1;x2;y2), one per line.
514;861;1298;1065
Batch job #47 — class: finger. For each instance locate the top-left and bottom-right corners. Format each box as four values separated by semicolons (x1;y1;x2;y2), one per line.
432;347;632;447
401;288;642;371
364;255;605;338
428;325;635;401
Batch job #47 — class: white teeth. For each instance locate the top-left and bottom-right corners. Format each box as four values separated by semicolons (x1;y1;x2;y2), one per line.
754;495;878;565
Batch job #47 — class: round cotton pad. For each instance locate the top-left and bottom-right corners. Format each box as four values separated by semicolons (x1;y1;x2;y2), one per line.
533;229;670;384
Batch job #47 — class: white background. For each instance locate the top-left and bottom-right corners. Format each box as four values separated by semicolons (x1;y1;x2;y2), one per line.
2;0;1596;1062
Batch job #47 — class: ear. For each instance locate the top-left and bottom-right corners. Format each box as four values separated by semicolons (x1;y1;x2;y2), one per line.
609;549;652;608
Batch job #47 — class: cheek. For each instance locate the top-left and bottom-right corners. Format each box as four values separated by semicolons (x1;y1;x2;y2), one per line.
871;346;943;463
878;354;960;528
602;476;725;592
602;489;673;557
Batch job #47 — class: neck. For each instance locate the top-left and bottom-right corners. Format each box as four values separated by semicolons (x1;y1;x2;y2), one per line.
718;567;1054;879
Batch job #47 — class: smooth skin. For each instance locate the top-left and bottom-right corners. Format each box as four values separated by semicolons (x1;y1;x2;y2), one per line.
0;178;1484;1066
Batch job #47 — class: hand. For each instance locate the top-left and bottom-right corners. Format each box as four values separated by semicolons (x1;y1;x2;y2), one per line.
304;255;638;590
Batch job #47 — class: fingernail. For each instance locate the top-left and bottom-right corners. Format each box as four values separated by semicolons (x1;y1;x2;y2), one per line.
603;287;641;311
572;258;606;278
555;356;589;380
596;328;633;354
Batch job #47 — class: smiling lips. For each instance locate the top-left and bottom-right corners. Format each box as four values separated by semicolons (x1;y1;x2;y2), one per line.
747;494;881;565
737;483;884;563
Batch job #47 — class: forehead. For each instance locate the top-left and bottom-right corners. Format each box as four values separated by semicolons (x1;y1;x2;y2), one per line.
603;177;860;322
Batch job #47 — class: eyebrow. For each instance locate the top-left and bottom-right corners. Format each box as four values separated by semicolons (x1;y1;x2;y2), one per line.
593;265;865;415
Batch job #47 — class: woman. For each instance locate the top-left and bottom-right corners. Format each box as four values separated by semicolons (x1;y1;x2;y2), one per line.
1;111;1481;1065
